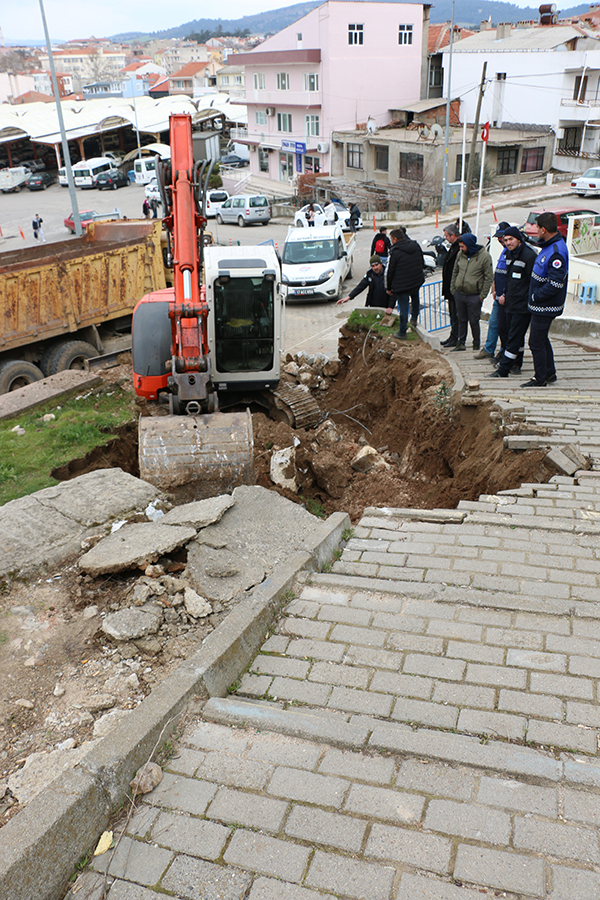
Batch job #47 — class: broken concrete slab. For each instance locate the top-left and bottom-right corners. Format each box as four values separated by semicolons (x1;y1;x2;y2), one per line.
8;743;94;805
78;522;197;576
183;587;212;618
101;606;163;641
186;544;266;603
0;370;103;422
504;435;545;450
545;447;579;476
270;446;298;493
561;444;590;470
160;494;234;529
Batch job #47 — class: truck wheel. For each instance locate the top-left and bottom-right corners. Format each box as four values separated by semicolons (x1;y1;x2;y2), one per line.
216;214;223;225
0;360;44;394
238;217;246;228
47;341;98;375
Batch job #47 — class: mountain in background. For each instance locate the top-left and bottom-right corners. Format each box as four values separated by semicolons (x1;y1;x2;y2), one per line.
110;0;591;42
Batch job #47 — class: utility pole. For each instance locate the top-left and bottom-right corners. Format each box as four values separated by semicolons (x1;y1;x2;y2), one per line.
440;0;455;214
464;61;487;213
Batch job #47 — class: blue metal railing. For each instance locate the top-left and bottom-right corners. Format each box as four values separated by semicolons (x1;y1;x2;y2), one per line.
418;281;449;332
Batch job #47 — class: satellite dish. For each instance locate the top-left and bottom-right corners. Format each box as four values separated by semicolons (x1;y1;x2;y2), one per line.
367;117;376;134
431;123;443;142
417;123;430;140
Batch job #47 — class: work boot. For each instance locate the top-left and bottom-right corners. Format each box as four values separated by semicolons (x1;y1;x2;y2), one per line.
546;373;558;383
520;378;546;387
474;349;492;359
486;370;508;378
441;336;457;347
410;317;418;327
451;343;466;351
472;343;480;351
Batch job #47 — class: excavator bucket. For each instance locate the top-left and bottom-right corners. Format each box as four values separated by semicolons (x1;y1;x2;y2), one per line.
138;409;254;495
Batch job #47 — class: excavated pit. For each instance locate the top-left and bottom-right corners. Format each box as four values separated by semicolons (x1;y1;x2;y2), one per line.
53;327;553;522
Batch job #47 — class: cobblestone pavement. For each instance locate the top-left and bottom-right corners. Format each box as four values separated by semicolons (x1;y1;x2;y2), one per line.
71;331;600;900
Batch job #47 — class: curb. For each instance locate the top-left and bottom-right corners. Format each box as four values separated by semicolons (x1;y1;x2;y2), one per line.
0;511;350;900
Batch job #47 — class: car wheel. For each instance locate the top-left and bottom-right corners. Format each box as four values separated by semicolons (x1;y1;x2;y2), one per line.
0;360;44;394
42;184;47;190
238;216;246;228
112;183;117;190
216;214;223;225
335;278;343;301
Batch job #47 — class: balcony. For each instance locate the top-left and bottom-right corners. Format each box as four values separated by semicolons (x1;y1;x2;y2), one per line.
560;98;600;122
230;127;249;142
241;90;322;108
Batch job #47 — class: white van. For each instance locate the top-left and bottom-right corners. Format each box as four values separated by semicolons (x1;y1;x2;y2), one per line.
134;157;159;185
72;157;114;189
58;167;67;187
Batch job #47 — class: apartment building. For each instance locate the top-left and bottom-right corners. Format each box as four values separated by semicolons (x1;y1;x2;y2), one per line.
38;47;127;92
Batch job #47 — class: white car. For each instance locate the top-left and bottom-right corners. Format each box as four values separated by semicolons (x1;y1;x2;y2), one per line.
294;201;362;231
571;168;600;197
145;178;161;202
205;189;229;218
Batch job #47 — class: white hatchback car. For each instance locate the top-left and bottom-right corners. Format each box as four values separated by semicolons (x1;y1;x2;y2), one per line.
145;178;161;202
294;201;362;231
205;189;229;218
571;168;600;196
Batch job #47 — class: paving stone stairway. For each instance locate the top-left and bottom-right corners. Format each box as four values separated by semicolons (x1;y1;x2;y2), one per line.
74;334;600;900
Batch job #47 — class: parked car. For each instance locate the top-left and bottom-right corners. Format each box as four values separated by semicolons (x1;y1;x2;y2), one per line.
24;170;56;191
293;201;362;232
216;194;271;227
96;169;129;190
220;154;249;168
523;206;600;241
145;178;161;202
571;168;600;197
64;208;121;233
205;189;229;218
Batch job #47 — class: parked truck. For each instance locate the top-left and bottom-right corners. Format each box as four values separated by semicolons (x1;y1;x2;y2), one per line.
281;224;355;302
0;220;166;393
0;167;30;193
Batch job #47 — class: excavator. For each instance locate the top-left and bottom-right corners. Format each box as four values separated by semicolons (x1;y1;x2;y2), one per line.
131;113;318;494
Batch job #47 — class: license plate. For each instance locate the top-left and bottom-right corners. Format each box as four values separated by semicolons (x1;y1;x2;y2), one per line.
294;289;314;296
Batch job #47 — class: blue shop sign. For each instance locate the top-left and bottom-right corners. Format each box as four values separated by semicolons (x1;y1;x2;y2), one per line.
282;140;306;154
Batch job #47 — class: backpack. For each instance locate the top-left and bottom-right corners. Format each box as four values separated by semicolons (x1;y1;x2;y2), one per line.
375;237;385;255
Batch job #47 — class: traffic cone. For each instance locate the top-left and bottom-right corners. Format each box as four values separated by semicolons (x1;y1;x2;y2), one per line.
19;227;24;240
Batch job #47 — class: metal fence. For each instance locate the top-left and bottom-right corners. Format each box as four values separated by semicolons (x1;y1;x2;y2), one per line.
418;281;449;332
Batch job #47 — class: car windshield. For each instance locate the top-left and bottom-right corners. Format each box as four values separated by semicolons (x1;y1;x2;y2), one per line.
283;239;336;264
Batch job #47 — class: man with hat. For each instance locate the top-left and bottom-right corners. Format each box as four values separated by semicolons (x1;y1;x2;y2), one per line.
475;221;510;360
337;255;387;307
486;225;537;379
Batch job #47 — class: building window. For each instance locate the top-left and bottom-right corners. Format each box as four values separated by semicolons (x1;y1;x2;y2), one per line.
297;33;302;41
455;153;471;181
277;112;292;132
429;62;442;89
276;73;289;90
221;75;230;85
253;72;265;90
347;143;364;169
255;110;267;126
304;73;319;92
398;24;413;44
374;145;389;172
234;74;242;85
521;147;545;172
399;152;423;180
496;147;519;176
559;126;582;152
258;148;269;173
304;155;320;173
574;75;588;101
348;24;364;45
305;115;320;137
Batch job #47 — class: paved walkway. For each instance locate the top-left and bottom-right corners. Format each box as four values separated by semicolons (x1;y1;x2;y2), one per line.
72;332;600;900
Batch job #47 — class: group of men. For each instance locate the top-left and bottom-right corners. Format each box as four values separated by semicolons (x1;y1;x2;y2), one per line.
442;212;568;387
338;225;425;338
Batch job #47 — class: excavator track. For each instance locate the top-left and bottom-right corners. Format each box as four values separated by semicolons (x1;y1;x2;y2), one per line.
267;382;322;429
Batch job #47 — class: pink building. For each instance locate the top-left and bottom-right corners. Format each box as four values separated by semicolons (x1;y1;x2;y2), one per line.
232;0;429;188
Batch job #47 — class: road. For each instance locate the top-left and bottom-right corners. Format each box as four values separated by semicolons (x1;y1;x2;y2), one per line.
0;180;570;358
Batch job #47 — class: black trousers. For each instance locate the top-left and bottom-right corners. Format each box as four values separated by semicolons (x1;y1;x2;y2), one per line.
497;302;508;351
528;313;556;383
454;291;481;346
444;292;458;339
497;311;530;375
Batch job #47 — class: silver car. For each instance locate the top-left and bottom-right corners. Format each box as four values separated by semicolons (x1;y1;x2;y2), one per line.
216;194;271;227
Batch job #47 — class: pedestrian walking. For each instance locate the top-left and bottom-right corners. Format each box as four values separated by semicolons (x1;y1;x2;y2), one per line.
450;233;493;351
348;202;361;233
142;198;151;219
150;198;159;219
475;221;511;361
385;227;425;338
337;255;387;307
306;202;316;227
371;226;392;265
32;214;45;242
522;211;568;387
440;223;461;346
486;226;536;379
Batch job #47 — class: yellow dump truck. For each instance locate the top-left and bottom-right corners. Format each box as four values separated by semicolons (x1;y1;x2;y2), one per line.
0;220;166;393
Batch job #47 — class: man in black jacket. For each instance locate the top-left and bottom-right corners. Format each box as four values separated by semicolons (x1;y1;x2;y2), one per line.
441;224;461;346
337;255;387;307
371;226;392;264
486;226;537;379
385;227;425;337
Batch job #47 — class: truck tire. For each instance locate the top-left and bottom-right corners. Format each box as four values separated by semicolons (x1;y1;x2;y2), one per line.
0;360;44;394
46;340;98;375
238;217;246;228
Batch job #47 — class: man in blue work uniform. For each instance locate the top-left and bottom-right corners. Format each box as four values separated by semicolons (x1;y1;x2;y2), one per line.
522;211;568;387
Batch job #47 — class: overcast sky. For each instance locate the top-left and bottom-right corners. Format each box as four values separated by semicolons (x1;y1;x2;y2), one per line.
4;0;290;43
5;0;547;44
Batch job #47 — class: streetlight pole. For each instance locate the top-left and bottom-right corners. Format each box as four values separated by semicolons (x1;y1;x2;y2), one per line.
440;0;455;215
38;0;81;236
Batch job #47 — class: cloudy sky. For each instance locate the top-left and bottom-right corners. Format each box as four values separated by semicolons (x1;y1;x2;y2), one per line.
4;0;290;43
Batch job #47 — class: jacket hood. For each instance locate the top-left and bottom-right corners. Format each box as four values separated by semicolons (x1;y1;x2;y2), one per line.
460;233;482;256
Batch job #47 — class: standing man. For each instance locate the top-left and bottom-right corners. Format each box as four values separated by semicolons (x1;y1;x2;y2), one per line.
522;211;568;387
337;255;387;307
371;226;392;265
32;213;45;243
349;201;361;233
486;226;536;379
475;221;510;360
441;223;461;347
450;233;493;350
385;227;425;338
